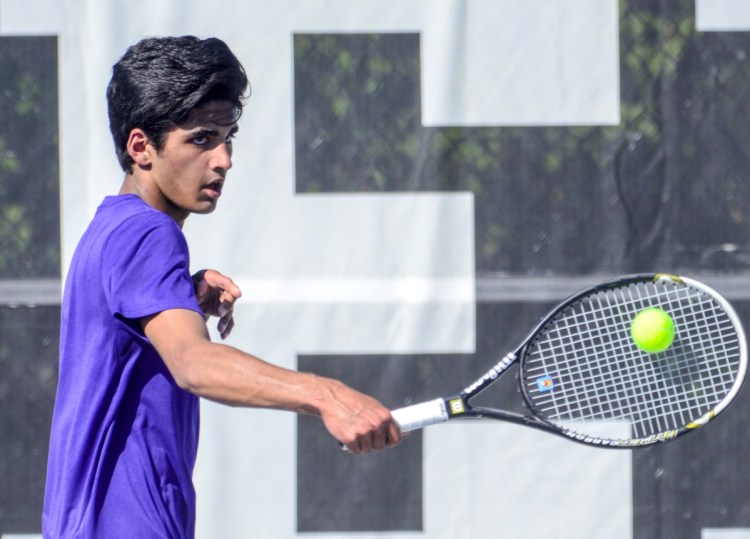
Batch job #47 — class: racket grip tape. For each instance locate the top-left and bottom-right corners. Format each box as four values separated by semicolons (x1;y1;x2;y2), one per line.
391;398;449;433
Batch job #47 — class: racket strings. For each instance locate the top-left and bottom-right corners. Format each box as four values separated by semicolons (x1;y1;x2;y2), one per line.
522;280;742;440
565;310;735;435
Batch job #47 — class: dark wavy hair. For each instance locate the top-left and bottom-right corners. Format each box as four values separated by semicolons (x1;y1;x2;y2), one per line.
107;36;250;173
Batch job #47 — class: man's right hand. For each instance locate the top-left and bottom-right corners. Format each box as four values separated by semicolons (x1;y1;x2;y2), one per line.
313;377;402;453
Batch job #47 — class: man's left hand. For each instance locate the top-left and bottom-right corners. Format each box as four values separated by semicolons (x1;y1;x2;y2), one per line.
192;269;242;339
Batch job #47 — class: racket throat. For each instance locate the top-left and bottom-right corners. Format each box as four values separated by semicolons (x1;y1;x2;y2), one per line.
462;352;518;397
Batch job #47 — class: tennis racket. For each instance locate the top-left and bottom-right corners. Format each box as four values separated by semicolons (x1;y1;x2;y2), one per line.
392;274;747;448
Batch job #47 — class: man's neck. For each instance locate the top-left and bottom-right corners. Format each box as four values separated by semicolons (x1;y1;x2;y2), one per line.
119;174;187;228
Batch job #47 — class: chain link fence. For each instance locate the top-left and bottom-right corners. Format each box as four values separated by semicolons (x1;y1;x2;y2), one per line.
0;36;59;279
294;0;750;275
0;35;59;535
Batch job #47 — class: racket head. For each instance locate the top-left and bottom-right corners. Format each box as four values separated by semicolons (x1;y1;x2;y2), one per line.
518;274;747;447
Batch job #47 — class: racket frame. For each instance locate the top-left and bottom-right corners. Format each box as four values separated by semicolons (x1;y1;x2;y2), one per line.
391;274;748;448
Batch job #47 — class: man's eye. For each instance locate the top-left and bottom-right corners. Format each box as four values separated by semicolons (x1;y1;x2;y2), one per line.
192;136;209;145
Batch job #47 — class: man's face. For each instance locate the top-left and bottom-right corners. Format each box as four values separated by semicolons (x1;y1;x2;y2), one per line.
147;100;239;223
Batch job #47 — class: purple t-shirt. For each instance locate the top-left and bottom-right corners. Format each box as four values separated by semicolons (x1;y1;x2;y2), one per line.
44;195;204;538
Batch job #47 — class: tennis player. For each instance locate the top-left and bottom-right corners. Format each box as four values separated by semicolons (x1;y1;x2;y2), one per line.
43;35;400;538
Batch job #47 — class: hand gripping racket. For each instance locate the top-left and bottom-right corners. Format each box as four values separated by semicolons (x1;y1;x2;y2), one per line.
392;274;747;448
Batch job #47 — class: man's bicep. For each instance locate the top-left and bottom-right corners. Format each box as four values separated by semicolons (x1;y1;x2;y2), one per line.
142;308;210;388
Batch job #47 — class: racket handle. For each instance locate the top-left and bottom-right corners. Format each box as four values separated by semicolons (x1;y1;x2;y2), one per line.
391;398;449;433
340;398;449;451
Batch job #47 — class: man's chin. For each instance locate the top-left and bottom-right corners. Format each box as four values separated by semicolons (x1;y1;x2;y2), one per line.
193;201;219;215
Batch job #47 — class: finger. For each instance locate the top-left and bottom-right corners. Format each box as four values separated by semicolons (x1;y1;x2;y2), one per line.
219;298;233;318
219;315;234;339
363;412;401;451
357;434;373;454
359;411;384;453
386;420;402;447
205;270;242;299
215;291;239;319
344;439;361;454
217;308;232;332
372;427;387;451
365;413;389;451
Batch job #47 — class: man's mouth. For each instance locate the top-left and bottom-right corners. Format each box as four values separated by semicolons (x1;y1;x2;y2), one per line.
203;180;224;198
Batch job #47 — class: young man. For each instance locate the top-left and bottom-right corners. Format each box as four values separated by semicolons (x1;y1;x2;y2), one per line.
43;36;400;538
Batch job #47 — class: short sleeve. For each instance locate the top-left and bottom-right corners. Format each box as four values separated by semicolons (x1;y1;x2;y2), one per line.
103;212;202;320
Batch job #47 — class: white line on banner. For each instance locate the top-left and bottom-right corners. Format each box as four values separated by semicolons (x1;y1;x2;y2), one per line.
702;529;750;539
235;277;474;304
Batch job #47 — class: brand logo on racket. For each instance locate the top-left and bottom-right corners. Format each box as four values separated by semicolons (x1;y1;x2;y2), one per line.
463;353;517;395
536;375;554;392
449;398;465;415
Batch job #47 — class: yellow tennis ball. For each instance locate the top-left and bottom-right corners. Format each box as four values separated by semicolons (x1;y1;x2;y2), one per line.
630;308;675;353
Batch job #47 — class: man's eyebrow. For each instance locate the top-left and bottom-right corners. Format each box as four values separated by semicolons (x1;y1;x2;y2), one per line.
186;125;239;137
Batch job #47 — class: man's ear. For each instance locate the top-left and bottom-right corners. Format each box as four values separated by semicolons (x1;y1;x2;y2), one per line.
126;128;153;168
